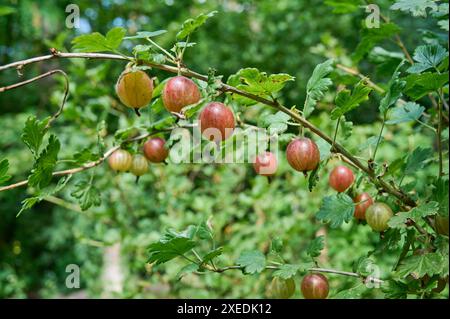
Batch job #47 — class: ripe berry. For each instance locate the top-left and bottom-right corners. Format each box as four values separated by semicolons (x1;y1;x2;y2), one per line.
253;152;278;176
108;149;132;172
199;102;235;142
435;215;449;236
269;277;296;299
365;202;393;232
301;273;329;299
162;76;201;113
353;192;374;220
286;138;320;172
115;70;153;115
143;137;169;163
329;165;354;192
130;154;149;177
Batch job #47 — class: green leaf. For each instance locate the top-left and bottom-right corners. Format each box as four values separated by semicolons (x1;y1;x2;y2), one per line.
396;253;445;279
148;116;176;130
261;111;291;134
353;256;377;277
72;148;101;165
17;175;72;217
105;27;127;49
72;27;126;52
333;284;367;299
358;136;384;153
407;44;448;73
271;237;283;253
306;236;325;258
354;23;401;62
386;102;425;124
0;159;11;185
316;138;331;161
148;237;196;265
202;247;223;264
379;61;406;114
325;0;360;14
388;202;439;228
28;135;60;189
432;177;449;217
331;81;372;119
340;118;353;140
232;68;295;101
304;59;334;117
236;250;266;274
382;279;410;299
70;179;102;211
390;0;439;17
403;72;449;100
316;193;355;228
21;116;50;158
125;30;167;39
177;11;218;40
404;147;433;174
308;164;321;192
273;264;304;279
0;6;16;16
176;264;199;280
196;221;213;240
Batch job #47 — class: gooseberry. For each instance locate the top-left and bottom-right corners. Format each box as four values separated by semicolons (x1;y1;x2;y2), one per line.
108;149;132;172
130;154;149;177
199;102;235;142
253;152;278;176
353;192;374;220
115;70;153;115
268;277;296;299
365;202;393;232
162;76;201;113
143;137;169;163
286;138;320;172
301;273;329;299
329;165;354;192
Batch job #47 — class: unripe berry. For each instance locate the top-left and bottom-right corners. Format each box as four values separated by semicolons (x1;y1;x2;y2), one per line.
143;137;169;163
329;165;354;192
199;102;235;142
301;273;329;299
162;76;201;113
108;149;132;172
286;138;320;172
353;192;374;220
115;70;153;114
269;277;296;299
130;154;149;177
365;202;393;232
253;152;278;176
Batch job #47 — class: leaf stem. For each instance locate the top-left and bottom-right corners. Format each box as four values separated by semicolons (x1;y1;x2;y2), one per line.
372;116;386;162
332;117;341;151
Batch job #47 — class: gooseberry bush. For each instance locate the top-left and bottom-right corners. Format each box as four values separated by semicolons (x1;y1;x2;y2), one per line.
0;2;449;299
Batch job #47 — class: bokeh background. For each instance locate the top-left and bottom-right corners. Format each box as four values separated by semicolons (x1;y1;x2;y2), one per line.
0;0;444;298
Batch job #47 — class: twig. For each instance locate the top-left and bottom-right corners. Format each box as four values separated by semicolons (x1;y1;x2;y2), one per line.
0;69;69;128
336;64;384;93
207;264;384;284
0;129;168;192
0;52;418;207
437;89;444;177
